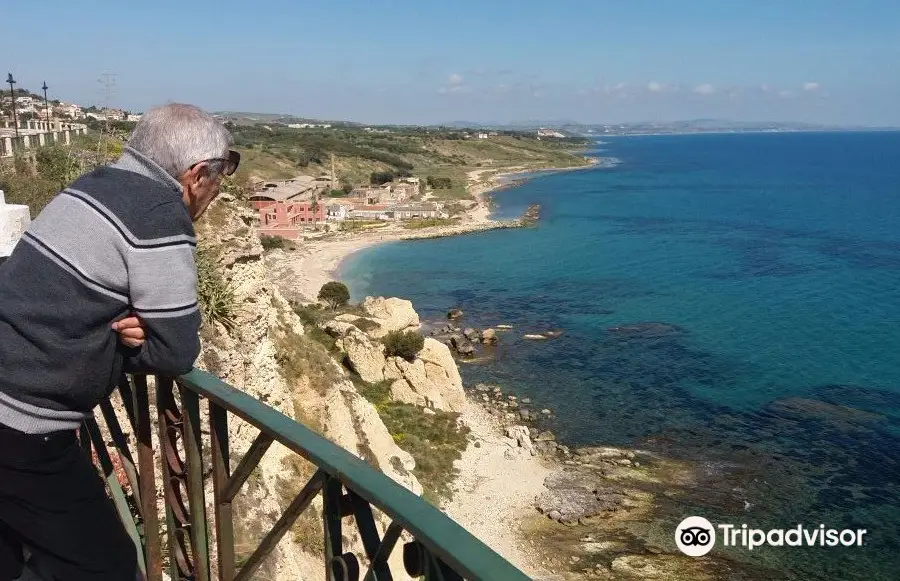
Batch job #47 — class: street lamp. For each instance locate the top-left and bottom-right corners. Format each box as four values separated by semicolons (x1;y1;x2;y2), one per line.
6;73;19;139
42;81;51;129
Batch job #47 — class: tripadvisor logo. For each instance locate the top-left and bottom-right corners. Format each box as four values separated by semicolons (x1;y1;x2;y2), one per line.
675;516;868;557
676;516;716;556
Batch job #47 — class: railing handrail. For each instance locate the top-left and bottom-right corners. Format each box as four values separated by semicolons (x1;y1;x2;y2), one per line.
178;368;531;581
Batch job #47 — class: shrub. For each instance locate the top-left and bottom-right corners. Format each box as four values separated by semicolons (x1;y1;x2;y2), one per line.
327;189;347;198
195;247;236;331
260;235;287;250
382;330;424;362
370;171;394;185
317;281;350;310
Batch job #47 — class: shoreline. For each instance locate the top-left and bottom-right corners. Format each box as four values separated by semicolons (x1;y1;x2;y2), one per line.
266;158;604;303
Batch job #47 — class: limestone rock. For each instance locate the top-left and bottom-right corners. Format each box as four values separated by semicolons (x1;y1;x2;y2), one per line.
505;425;534;454
447;308;464;320
362;296;420;337
418;338;466;412
383;339;465;413
323;381;421;496
321;320;357;338
336;328;386;383
481;328;498;345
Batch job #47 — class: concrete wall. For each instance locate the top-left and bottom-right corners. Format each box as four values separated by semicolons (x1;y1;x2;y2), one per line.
0;190;32;258
0;120;86;157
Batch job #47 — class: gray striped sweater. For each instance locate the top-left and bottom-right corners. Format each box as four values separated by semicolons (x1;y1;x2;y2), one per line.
0;147;201;433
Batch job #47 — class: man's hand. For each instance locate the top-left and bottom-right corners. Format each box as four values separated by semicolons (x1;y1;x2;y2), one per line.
112;316;146;348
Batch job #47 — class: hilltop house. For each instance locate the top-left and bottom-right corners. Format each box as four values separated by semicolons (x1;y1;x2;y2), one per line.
54;102;83;119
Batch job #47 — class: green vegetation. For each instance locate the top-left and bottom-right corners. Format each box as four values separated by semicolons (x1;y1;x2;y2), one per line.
1;137;122;213
370;171;395;185
326;189;347;198
272;319;342;396
340;220;388;232
426;175;453;189
355;379;469;503
227;123;590;200
195;246;236;332
260;235;287;250
317;281;351;310
382;330;425;362
402;217;460;230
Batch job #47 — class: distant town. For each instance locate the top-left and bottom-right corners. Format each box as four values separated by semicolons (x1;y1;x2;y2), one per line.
8;79;894;242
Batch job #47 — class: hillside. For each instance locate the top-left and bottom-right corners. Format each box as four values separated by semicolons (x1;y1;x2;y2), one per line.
229;124;592;199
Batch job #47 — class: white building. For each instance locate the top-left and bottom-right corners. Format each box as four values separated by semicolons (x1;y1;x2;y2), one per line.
326;203;351;221
537;128;565;138
55;102;84;119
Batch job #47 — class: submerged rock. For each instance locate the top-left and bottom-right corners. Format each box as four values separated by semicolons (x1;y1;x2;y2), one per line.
481;328;498;345
536;470;628;524
524;334;548;340
447;308;464;320
463;327;480;341
607;322;684;338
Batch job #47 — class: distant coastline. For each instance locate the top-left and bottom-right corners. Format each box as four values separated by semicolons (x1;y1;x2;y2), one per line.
265;156;614;302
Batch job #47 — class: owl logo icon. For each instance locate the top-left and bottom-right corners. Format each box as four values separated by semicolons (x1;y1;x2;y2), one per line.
675;516;716;556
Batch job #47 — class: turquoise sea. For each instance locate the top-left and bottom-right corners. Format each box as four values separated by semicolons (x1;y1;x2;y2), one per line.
341;132;900;579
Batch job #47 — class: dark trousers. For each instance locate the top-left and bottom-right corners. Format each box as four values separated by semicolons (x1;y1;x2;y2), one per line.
0;424;138;580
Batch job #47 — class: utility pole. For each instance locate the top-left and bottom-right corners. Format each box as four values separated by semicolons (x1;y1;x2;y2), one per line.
42;81;51;128
96;72;117;157
6;73;19;139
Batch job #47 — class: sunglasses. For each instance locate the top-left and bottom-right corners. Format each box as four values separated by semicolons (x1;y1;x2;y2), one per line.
190;149;241;176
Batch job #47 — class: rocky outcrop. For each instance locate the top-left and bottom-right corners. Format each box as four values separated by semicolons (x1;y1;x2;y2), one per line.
481;328;498;345
361;296;420;337
335;328;386;383
192;196;429;580
383;338;466;413
323;381;421;495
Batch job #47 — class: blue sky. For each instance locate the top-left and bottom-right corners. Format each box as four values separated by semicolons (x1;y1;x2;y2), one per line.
3;0;899;125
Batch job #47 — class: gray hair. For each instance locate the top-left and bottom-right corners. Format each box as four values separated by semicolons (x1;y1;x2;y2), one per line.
127;103;233;178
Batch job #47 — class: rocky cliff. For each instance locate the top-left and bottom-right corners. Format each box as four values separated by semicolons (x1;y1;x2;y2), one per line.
192;194;466;579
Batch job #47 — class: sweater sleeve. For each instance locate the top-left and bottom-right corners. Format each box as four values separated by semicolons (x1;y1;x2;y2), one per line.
123;202;201;375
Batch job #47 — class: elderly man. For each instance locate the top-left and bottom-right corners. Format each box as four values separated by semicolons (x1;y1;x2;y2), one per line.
0;104;238;580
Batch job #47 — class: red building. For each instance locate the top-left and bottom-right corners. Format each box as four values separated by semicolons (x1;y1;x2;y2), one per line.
253;200;327;240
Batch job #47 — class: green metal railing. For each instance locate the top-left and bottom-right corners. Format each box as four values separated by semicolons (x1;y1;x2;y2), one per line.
84;369;531;580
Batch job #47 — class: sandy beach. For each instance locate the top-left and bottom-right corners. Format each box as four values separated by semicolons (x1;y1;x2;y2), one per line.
266;162;600;302
267;167;523;301
444;401;557;578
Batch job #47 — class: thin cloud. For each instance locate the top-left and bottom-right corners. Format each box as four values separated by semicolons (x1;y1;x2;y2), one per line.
647;81;663;92
448;73;464;85
437;84;471;94
803;82;821;91
693;84;715;95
